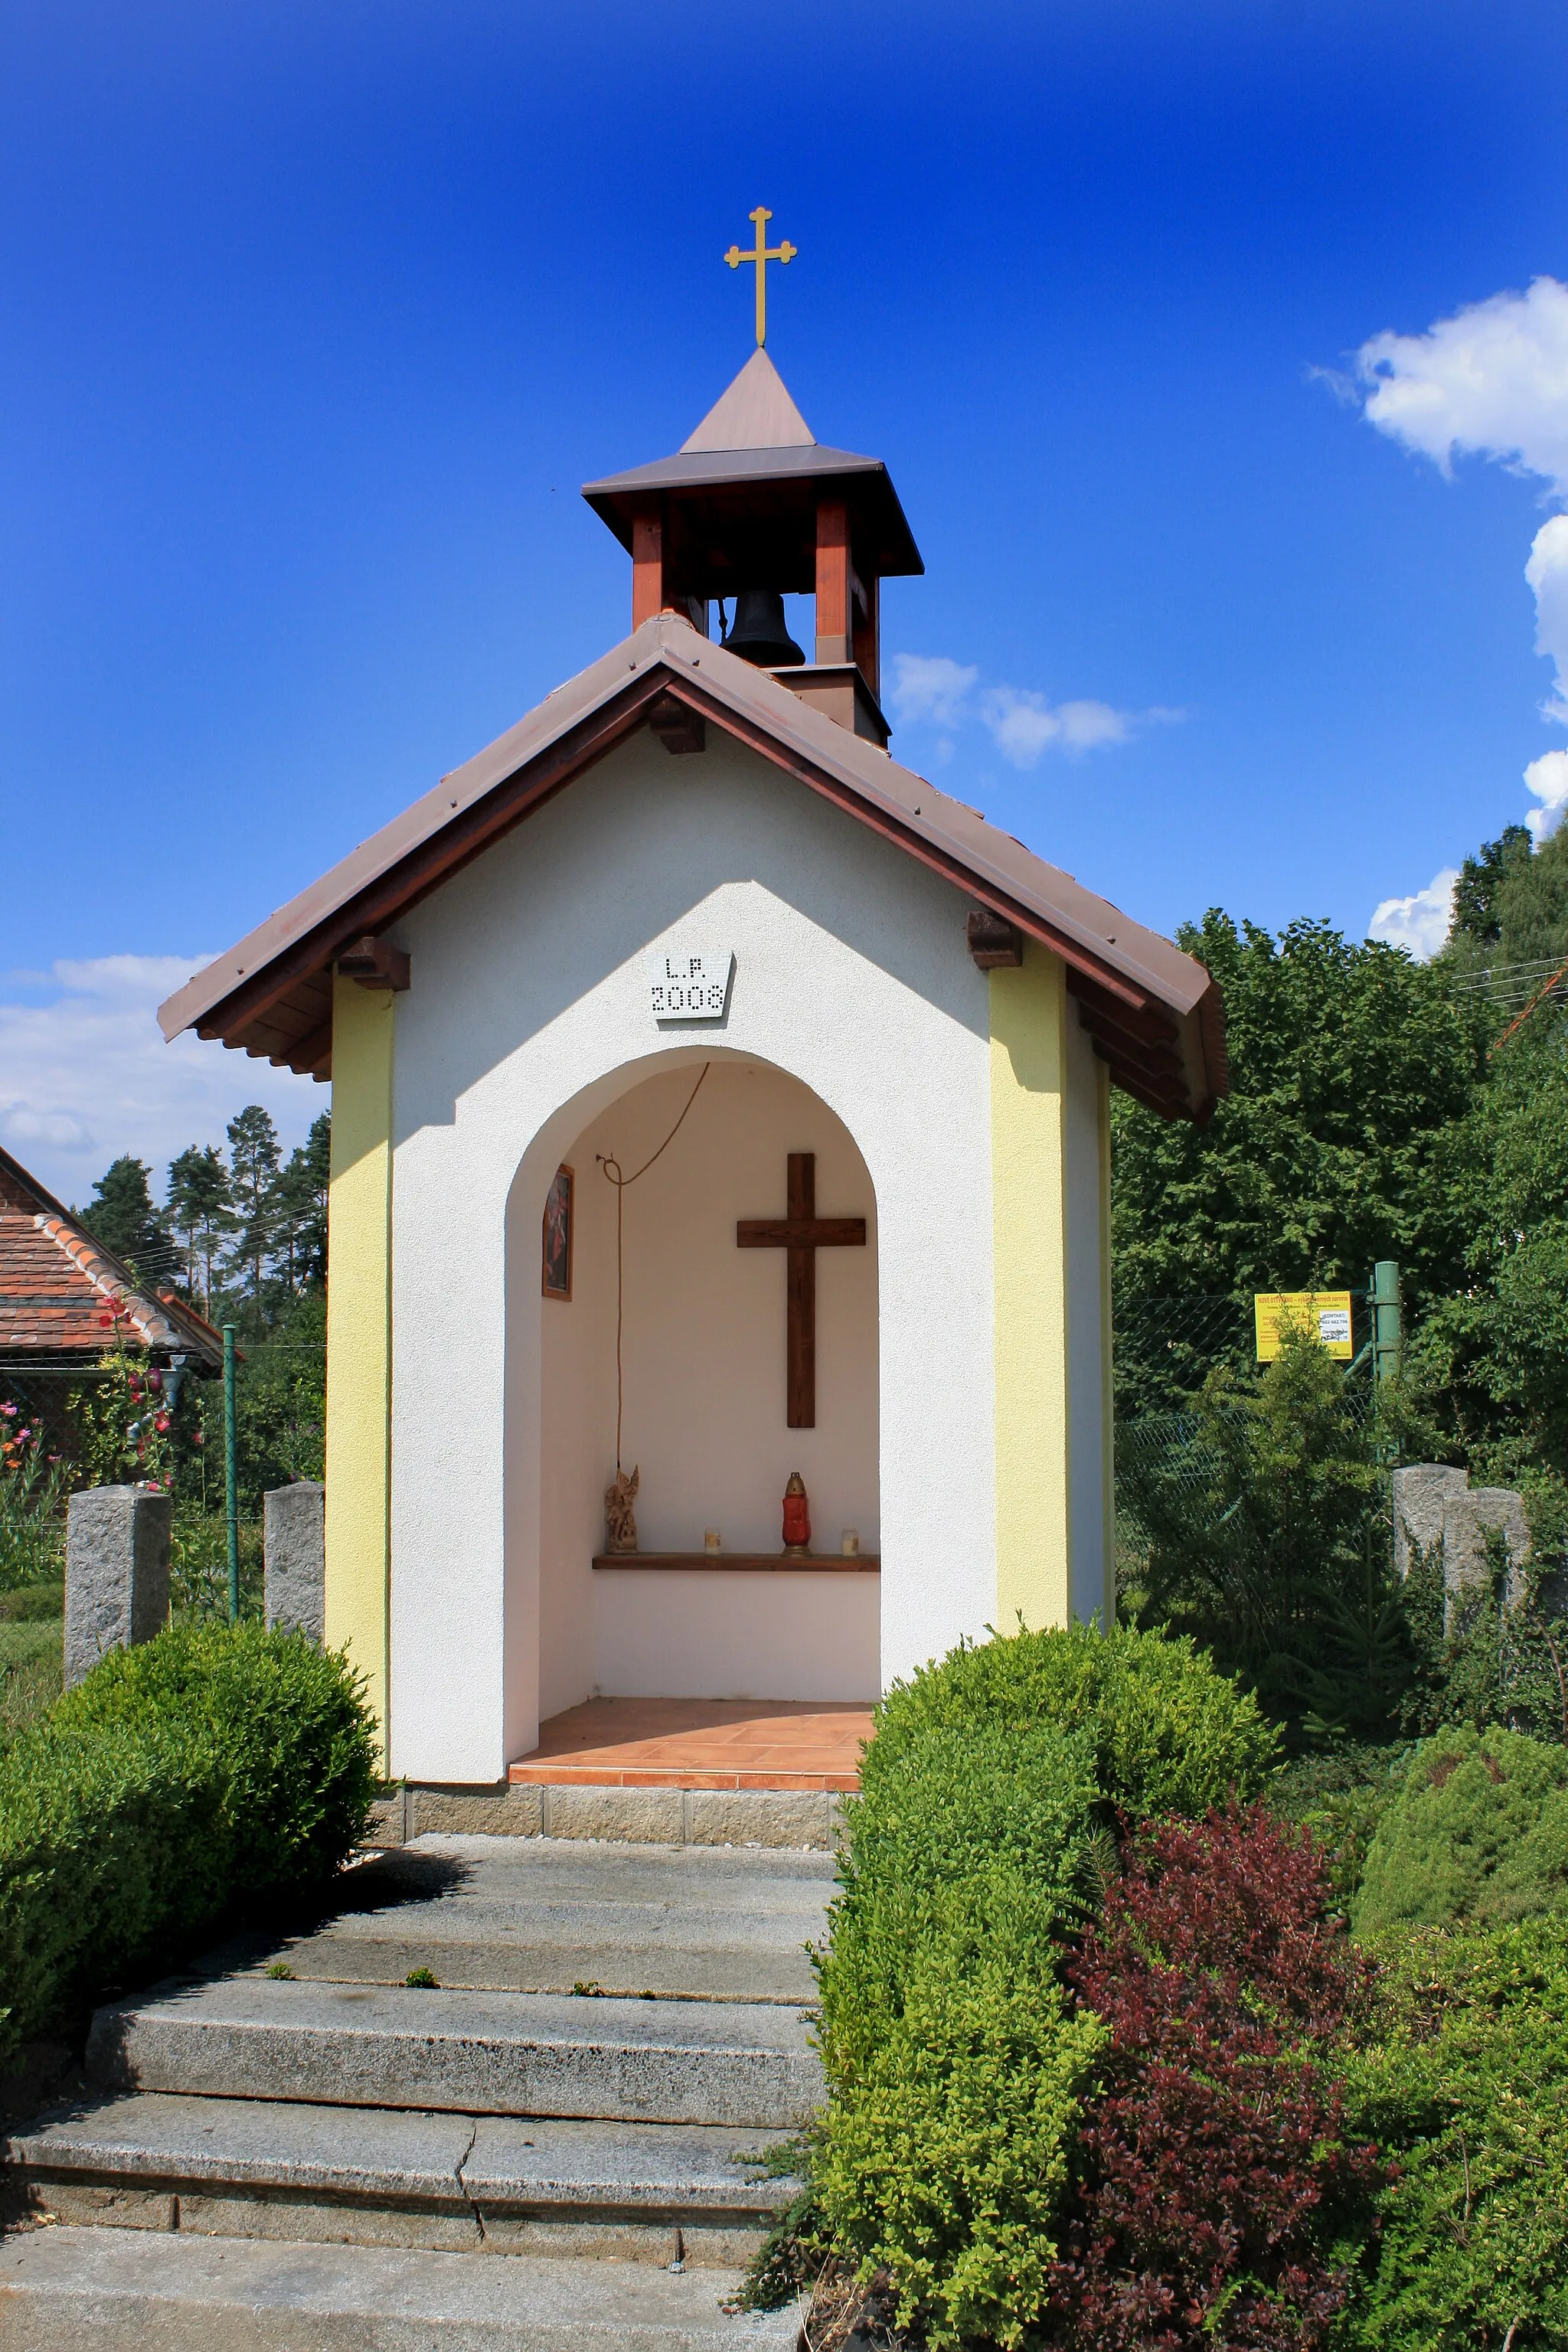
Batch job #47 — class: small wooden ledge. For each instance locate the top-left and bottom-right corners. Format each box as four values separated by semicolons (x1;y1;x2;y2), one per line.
593;1550;880;1573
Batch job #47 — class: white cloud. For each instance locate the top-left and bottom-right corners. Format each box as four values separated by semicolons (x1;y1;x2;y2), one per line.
0;955;322;1207
1351;276;1568;845
1367;867;1459;961
1524;513;1568;726
1356;276;1568;489
981;688;1064;765
892;653;1169;770
887;653;979;728
1524;747;1568;842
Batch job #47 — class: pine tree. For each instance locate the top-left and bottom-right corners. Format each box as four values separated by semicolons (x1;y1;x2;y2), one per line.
78;1155;165;1276
225;1106;282;1325
274;1113;331;1292
165;1144;233;1316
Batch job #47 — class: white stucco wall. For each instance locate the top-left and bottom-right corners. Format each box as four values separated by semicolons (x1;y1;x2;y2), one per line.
537;1060;880;1714
384;727;998;1782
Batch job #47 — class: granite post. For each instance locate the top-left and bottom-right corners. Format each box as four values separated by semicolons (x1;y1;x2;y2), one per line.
263;1479;325;1641
1391;1462;1469;1582
64;1486;172;1689
1442;1485;1533;1615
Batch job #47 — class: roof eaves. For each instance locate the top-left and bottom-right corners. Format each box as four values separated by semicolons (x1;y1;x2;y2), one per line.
160;613;1223;1116
158;629;682;1045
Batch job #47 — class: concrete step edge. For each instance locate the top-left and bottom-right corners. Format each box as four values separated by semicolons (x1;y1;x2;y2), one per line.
0;2225;805;2351
86;1982;824;2129
6;2092;800;2216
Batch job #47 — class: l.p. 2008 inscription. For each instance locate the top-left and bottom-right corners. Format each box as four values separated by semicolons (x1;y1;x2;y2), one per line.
649;949;734;1021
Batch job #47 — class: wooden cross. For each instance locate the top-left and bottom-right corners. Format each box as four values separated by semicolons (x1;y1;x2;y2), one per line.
737;1153;865;1428
724;206;797;347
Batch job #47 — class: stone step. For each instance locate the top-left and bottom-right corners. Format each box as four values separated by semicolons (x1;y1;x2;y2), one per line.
248;1835;833;2004
87;1977;823;2129
0;2225;804;2351
8;2090;797;2264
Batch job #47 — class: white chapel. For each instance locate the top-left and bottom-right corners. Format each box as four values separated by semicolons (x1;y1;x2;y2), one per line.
160;341;1227;1788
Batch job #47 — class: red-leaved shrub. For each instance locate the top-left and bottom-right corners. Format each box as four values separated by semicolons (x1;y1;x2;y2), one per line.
1044;1802;1383;2352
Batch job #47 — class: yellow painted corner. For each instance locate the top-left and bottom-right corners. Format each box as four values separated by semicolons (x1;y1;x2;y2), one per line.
989;943;1070;1631
324;973;394;1759
1096;1057;1116;1628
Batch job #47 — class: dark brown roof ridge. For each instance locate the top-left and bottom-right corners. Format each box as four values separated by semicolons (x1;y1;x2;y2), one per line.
158;616;1227;1120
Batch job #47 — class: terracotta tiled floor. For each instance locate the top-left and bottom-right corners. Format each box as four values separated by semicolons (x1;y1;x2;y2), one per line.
508;1695;874;1792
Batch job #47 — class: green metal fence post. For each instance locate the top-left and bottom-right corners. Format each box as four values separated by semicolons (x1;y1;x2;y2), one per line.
223;1325;239;1622
1370;1261;1403;1387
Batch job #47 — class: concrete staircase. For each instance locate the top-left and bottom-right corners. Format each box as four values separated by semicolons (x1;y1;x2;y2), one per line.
0;1836;828;2347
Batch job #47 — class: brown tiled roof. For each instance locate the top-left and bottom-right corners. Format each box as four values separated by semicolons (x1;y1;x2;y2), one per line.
0;1145;225;1368
158;616;1228;1122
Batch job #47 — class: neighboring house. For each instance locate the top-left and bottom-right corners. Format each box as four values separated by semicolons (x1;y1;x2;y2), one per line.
0;1144;224;1382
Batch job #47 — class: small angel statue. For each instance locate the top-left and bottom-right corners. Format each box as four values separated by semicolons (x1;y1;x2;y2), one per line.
604;1465;640;1554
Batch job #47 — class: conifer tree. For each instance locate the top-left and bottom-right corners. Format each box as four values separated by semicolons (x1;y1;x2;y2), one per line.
274;1113;331;1292
165;1144;233;1315
225;1106;282;1324
77;1155;165;1276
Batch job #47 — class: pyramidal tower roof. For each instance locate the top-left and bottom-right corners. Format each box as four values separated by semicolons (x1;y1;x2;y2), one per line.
680;350;816;453
582;352;923;579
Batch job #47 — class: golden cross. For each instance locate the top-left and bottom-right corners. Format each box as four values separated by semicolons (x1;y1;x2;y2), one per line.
724;207;796;347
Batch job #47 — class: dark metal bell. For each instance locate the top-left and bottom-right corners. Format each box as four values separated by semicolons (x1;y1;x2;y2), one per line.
723;588;805;668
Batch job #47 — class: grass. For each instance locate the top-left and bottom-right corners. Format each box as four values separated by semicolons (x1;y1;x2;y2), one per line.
0;1597;64;1745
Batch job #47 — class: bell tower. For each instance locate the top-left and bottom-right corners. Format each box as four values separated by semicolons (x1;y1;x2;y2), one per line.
581;348;923;747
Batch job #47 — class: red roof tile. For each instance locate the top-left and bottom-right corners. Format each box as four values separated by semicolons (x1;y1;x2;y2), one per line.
0;1145;224;1367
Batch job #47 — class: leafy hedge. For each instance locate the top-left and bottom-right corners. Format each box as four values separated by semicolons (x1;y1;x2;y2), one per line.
1354;1725;1568;1936
0;1620;376;2057
812;1624;1276;2348
1339;1916;1568;2352
861;1620;1279;1824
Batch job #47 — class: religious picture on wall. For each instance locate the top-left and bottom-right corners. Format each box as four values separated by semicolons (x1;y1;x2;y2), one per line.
542;1165;574;1300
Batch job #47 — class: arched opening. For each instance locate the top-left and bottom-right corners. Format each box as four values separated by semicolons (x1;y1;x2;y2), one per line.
507;1051;880;1749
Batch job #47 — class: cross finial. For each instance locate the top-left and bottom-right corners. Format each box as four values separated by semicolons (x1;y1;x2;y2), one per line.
724;206;797;348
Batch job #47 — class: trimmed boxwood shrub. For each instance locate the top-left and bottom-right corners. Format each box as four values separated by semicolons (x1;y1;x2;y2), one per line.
1353;1725;1568;1937
816;1717;1107;2349
863;1621;1278;1825
0;1621;376;2057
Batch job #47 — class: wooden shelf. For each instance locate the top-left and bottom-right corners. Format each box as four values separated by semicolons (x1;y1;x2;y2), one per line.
593;1550;879;1574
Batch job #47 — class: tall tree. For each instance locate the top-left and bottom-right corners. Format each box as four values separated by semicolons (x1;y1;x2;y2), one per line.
77;1155;165;1276
1446;818;1568;972
1449;824;1535;952
273;1113;331;1292
165;1144;233;1315
224;1106;282;1321
1112;913;1480;1317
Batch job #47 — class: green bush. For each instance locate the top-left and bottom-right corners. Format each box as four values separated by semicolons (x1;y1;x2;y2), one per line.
864;1620;1277;1824
54;1619;377;1897
1338;1916;1568;2352
820;1718;1100;2084
808;1626;1273;2347
0;1621;375;2056
1353;1726;1568;1936
816;1713;1106;2348
1269;1740;1415;1909
816;1932;1106;2351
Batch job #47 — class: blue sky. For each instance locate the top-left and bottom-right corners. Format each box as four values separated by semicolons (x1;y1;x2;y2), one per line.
5;0;1568;1197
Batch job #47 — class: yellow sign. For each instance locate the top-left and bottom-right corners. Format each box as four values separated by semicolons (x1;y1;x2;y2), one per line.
724;207;797;347
1254;1291;1354;1362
